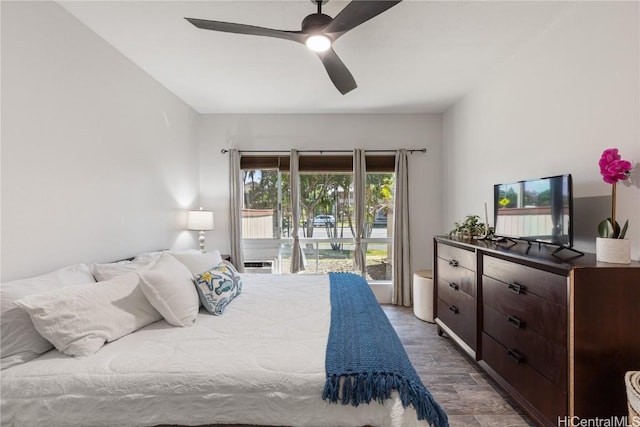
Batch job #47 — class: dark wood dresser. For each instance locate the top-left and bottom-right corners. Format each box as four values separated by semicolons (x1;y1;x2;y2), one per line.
433;236;640;427
435;242;477;357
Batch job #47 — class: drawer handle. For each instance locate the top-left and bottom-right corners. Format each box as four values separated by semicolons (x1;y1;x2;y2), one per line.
449;282;459;291
507;315;523;329
507;349;524;364
448;259;459;268
507;282;525;295
449;305;459;314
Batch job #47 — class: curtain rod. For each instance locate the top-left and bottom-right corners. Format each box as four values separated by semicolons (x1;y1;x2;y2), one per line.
220;148;427;154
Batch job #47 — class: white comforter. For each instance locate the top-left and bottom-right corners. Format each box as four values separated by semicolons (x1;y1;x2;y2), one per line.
1;274;429;427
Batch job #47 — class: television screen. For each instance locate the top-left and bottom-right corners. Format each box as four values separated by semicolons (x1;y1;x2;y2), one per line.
494;174;573;247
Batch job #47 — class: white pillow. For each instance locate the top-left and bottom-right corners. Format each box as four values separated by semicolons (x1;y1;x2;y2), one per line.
14;272;162;358
169;250;223;275
1;264;96;369
137;253;199;327
134;249;198;261
91;257;158;281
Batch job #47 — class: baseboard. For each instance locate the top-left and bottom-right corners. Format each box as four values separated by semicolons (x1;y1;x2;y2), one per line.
369;282;392;304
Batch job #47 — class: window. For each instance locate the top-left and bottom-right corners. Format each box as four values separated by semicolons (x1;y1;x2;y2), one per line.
364;172;394;281
241;154;394;282
242;169;288;239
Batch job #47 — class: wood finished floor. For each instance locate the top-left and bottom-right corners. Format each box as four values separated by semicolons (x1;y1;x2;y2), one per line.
382;305;536;427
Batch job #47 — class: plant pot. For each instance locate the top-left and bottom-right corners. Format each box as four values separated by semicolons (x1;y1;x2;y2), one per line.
596;237;631;264
457;231;478;240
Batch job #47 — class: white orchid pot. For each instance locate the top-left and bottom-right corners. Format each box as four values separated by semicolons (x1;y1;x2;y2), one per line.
596;237;631;264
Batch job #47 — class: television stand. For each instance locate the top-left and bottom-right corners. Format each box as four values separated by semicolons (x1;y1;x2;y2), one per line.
551;245;584;258
524;241;584;258
525;241;537;254
491;236;518;248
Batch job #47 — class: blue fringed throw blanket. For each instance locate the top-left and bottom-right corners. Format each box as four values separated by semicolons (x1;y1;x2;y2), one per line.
323;273;448;427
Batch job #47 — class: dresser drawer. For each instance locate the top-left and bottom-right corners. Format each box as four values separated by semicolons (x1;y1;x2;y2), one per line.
438;275;475;308
437;242;476;271
483;255;567;305
436;295;475;350
483;304;567;390
437;257;475;297
482;333;567;422
483;275;567;347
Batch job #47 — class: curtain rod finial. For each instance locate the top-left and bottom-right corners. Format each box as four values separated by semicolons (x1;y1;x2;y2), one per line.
221;149;229;154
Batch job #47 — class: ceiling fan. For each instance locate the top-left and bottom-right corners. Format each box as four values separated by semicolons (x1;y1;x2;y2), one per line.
185;0;402;95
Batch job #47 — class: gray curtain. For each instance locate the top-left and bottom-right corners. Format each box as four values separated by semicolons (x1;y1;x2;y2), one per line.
229;149;245;272
289;149;305;273
353;149;366;275
392;149;411;306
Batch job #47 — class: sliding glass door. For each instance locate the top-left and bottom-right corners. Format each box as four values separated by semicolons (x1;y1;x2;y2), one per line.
241;155;394;282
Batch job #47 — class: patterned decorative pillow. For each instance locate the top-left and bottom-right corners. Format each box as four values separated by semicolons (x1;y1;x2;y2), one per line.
192;261;242;315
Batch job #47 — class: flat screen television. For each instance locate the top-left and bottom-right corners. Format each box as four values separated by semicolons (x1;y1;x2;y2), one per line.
493;174;574;248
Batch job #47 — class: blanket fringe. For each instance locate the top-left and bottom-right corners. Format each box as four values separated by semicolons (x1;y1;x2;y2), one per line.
323;372;446;425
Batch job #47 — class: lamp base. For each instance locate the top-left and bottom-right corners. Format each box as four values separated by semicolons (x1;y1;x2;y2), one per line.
199;231;206;252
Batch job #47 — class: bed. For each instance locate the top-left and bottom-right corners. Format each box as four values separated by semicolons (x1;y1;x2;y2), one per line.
1;253;447;427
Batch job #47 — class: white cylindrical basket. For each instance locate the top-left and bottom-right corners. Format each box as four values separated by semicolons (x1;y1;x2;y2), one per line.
596;237;631;264
413;270;434;323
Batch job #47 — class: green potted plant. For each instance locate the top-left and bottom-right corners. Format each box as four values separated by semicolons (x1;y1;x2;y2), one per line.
449;215;489;239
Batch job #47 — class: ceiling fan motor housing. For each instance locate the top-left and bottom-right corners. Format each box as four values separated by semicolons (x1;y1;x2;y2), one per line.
302;13;333;34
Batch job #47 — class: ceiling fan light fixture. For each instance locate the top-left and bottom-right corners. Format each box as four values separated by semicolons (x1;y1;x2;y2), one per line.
306;34;331;52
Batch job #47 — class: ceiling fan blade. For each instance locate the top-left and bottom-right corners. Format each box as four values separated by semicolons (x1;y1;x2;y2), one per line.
317;48;357;95
324;1;402;38
185;18;305;44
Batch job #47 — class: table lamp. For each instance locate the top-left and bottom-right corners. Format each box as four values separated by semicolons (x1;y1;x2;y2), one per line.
186;207;214;252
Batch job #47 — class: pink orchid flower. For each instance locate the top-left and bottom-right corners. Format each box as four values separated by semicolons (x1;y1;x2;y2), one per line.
599;148;632;183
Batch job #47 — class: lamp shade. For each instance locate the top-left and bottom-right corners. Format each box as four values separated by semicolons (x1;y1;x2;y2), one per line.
186;209;214;231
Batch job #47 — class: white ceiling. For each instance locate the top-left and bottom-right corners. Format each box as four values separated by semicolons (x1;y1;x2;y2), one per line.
58;1;570;114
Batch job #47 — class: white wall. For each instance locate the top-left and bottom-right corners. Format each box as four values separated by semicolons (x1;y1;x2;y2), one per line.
1;1;201;281
5;1;635;283
442;1;640;259
197;114;443;272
